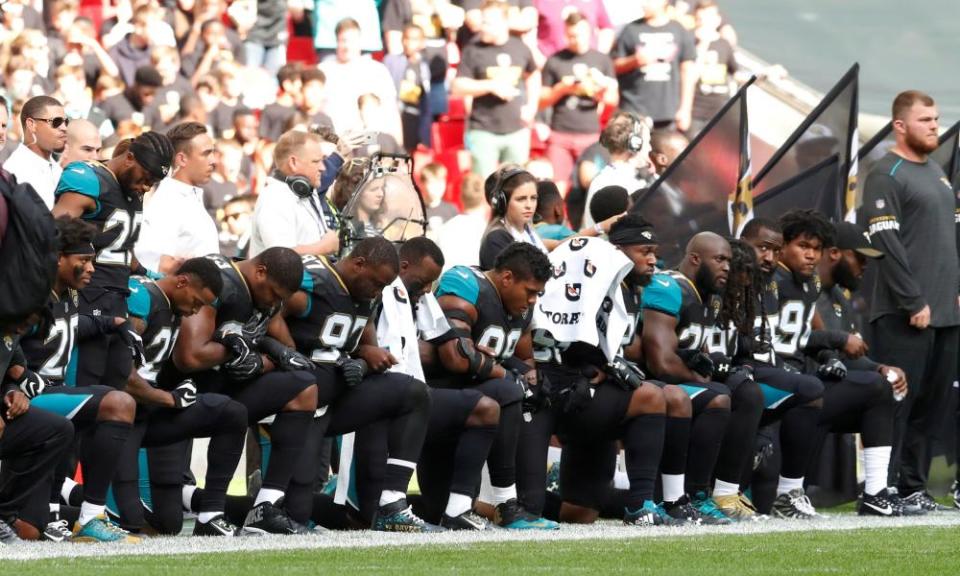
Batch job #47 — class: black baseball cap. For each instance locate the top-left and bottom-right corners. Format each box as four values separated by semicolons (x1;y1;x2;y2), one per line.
835;221;883;259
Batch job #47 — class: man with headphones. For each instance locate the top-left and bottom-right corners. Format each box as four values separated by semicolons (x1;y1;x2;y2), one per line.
582;111;655;229
249;130;340;258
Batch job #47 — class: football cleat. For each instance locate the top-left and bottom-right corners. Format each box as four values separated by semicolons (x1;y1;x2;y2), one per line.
771;488;819;520
494;499;559;530
952;481;960;510
624;500;676;526
0;518;21;544
440;510;490;531
242;500;310;535
72;515;142;543
193;514;239;536
662;495;704;525
42;519;74;542
545;462;560;495
858;488;925;517
712;492;764;522
372;499;445;533
689;492;734;525
902;491;953;513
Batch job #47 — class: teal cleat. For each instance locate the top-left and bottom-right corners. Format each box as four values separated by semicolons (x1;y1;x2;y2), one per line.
372;499;446;533
494;499;559;530
72;515;141;543
691;491;734;525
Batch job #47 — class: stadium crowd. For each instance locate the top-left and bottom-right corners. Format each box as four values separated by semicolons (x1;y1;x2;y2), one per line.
0;0;956;546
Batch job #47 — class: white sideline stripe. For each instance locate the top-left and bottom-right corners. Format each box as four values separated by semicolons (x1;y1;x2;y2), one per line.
386;458;417;470
5;514;960;561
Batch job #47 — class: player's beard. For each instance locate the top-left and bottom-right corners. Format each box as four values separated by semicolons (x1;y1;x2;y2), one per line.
694;263;718;295
833;258;860;291
905;129;938;155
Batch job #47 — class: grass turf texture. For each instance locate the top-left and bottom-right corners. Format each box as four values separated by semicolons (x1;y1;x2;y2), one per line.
8;524;960;575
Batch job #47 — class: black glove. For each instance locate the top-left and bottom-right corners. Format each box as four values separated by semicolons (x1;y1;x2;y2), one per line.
607;356;645;390
337;356;368;387
708;352;734;381
516;370;550;421
678;350;714;379
214;319;266;346
258;337;315;372
16;369;46;399
219;332;264;381
170;380;198;409
817;356;848;381
113;320;146;367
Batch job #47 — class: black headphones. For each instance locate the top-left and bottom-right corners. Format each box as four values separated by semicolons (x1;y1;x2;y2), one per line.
486;167;529;217
273;170;314;198
625;113;645;153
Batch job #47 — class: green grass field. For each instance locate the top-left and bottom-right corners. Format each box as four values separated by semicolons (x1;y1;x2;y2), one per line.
10;525;959;575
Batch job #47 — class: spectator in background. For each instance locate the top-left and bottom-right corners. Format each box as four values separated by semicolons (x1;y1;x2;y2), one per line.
648;128;688;175
299;68;334;131
99;64;162;129
613;0;696;132
311;0;383;57
565;139;610;228
205;138;246;212
180;4;244;78
383;24;431;153
588;183;630;226
690;0;738;136
136;121;220;274
319;18;401;139
453;0;539;178
244;0;289;74
3;95;66;209
226;108;262;187
208;63;245;137
540;11;618;197
249;129;339;257
533;181;576;241
421;162;457;230
261;63;303;142
53;64;113;137
478;166;545;270
437;172;487;270
357;93;403;155
59;118;102;167
534;0;614;57
218;194;255;257
459;0;537;44
524;156;554;182
107;5;158;86
54;14;121;87
582;110;653;228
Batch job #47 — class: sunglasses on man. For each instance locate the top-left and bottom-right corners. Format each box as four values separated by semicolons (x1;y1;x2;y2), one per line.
32;116;70;129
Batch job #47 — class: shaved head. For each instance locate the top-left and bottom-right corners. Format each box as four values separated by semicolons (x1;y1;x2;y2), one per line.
61;119;102;166
682;232;732;294
686;231;727;255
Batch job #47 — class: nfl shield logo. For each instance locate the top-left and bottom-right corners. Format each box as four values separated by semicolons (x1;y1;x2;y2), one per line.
875;199;885;210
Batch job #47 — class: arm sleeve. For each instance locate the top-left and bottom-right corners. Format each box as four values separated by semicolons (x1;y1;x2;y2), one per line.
861;168;926;313
319;153;345;195
478;229;514;271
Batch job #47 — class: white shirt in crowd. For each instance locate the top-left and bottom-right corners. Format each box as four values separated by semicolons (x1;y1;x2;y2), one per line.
4;144;63;209
437;211;487;271
582;161;652;228
135;176;220;273
319;56;401;136
249;175;328;257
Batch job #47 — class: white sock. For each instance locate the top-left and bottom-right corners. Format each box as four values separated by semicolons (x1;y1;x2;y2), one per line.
49;502;60;521
197;511;223;524
182;485;197;512
547;446;562;467
613;470;630;490
61;477;78;504
254;488;285;506
777;476;804;496
490;484;517;506
379;490;406;507
444;492;473;517
863;446;892;496
661;474;685;503
712;479;741;498
77;502;105;526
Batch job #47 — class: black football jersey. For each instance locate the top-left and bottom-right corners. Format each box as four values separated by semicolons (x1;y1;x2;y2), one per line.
642;271;721;352
771;263;821;368
206;254;278;333
436;266;531;363
287;255;375;363
56;161;143;292
621;281;643;349
127;276;180;384
20;289;80;385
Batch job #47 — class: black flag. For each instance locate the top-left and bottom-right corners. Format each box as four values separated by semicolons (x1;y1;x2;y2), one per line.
752;64;859;221
754;154;841;220
632;77;756;268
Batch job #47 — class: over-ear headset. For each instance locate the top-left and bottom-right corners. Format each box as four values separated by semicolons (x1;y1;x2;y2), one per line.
273;169;314;198
486;167;529;217
625;112;644;153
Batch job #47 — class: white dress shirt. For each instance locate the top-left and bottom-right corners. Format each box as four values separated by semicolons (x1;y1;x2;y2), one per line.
582;161;653;228
437;211;487;271
3;144;63;209
135;176;220;273
249;176;329;257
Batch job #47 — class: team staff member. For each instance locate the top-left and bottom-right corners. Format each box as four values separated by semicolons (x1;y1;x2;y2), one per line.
135;122;221;275
52;132;175;390
249;130;340;258
860;90;960;510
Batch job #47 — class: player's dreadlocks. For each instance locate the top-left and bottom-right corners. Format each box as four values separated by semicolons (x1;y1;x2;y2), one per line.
719;238;762;339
